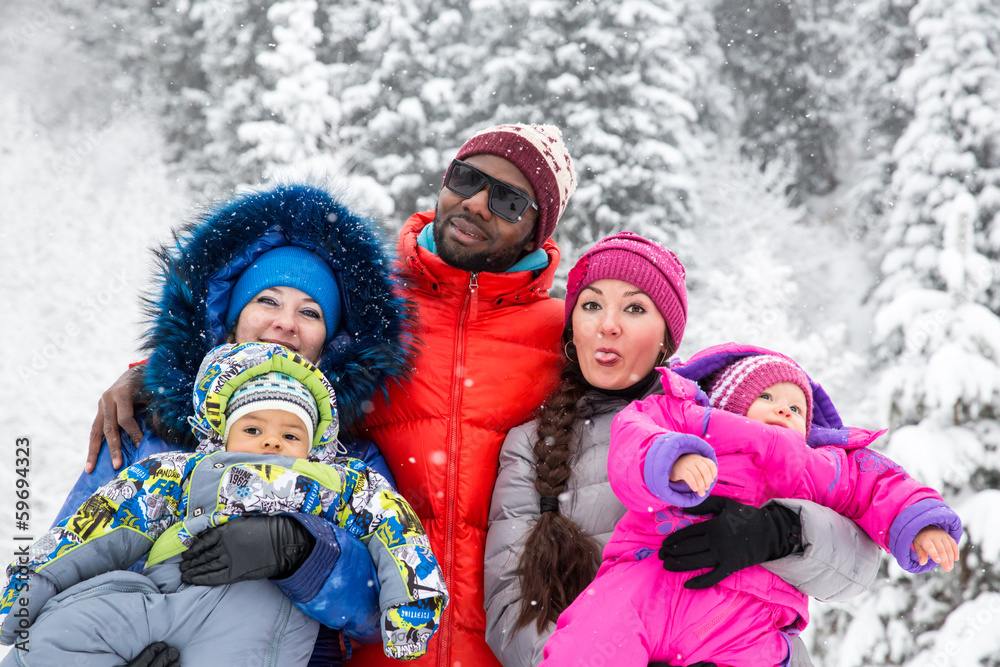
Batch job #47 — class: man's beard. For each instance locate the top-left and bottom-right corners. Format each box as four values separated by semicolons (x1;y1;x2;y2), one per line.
431;215;533;273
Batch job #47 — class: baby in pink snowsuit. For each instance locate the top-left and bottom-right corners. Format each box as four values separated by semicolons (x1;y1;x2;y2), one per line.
540;346;962;667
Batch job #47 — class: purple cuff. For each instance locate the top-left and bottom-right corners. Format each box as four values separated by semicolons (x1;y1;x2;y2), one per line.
806;425;847;449
806;425;885;450
643;433;717;507
274;513;341;603
888;499;963;573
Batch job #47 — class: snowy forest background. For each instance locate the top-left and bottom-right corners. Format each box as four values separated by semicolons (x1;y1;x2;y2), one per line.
1;0;998;663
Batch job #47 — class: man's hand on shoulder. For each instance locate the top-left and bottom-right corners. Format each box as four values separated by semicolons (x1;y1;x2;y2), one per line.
86;364;147;473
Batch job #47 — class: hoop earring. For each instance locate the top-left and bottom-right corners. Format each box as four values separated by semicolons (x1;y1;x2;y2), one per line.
563;340;578;363
654;341;668;367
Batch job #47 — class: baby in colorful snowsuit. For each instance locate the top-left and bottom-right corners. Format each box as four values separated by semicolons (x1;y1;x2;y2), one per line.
540;344;962;667
0;343;448;665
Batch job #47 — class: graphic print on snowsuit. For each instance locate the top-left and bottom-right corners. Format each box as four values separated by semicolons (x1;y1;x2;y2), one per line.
0;450;448;663
540;356;962;667
2;343;447;664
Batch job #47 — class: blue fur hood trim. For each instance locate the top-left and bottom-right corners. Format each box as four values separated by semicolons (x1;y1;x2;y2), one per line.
142;183;413;450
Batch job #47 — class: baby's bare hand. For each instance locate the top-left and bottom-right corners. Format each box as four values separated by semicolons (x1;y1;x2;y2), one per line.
669;454;718;497
913;526;960;572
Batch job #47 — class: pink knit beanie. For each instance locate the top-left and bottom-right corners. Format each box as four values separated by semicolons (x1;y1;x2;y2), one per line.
707;355;813;432
564;232;688;350
456;123;577;251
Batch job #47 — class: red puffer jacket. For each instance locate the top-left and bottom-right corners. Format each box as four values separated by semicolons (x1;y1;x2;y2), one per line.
353;211;565;667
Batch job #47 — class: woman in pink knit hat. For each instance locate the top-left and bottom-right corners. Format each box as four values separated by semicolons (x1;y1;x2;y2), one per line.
537;342;962;667
485;233;890;667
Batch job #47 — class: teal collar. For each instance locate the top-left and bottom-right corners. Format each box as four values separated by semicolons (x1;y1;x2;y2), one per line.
417;223;549;273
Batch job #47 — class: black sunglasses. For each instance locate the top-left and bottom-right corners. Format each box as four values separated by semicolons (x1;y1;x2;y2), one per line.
444;159;539;223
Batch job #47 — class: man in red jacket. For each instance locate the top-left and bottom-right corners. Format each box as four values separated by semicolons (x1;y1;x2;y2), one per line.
353;124;578;667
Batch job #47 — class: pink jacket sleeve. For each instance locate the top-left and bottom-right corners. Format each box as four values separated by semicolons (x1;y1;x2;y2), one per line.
608;371;718;512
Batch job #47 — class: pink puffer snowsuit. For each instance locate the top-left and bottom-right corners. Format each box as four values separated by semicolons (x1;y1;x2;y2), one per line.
540;344;962;667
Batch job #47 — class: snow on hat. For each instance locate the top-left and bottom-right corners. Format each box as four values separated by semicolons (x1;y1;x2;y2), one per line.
456;123;577;251
223;371;319;446
225;245;342;342
564;231;688;351
707;355;813;432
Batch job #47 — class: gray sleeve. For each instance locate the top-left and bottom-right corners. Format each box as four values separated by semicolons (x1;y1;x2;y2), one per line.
762;498;881;602
788;635;815;667
484;422;552;667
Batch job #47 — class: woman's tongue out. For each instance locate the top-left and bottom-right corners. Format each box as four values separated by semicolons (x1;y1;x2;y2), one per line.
595;348;621;366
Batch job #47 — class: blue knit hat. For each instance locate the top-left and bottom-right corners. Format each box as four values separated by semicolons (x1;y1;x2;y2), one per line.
225;246;341;341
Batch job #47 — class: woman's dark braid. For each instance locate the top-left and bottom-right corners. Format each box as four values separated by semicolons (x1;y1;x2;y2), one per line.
532;362;587;497
514;359;603;632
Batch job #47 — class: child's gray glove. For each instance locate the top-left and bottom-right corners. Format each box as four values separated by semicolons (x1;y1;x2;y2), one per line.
659;496;800;589
0;573;56;646
179;515;316;585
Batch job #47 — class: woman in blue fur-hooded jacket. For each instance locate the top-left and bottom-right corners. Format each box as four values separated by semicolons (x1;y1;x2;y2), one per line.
56;182;414;664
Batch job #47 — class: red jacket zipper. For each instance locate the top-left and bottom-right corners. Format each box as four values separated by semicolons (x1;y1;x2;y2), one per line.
439;272;477;666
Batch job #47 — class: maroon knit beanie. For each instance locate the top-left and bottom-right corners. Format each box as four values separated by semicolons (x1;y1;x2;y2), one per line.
455;124;577;251
564;232;688;351
707;355;814;432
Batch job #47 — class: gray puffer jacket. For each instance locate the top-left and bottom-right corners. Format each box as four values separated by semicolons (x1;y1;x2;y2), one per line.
484;386;882;667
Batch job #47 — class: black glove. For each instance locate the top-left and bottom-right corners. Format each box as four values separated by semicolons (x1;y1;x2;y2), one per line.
659;496;800;589
180;515;316;586
126;642;179;667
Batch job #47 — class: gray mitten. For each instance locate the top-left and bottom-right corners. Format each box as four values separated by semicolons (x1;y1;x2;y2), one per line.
0;573;57;646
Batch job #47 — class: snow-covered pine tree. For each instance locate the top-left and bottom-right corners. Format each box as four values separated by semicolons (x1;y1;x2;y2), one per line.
713;0;850;201
238;0;344;183
810;1;1000;664
327;0;479;220
63;0;726;242
66;0;285;193
178;0;283;189
842;0;921;240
